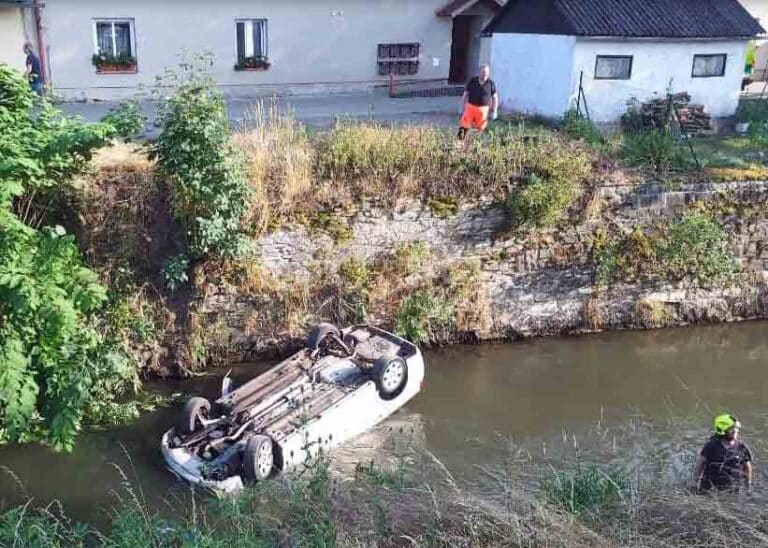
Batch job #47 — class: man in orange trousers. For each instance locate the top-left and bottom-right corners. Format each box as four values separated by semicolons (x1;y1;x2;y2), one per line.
457;64;499;142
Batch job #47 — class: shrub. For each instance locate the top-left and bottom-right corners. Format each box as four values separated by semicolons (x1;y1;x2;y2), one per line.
593;214;733;285
0;64;140;451
657;213;733;283
561;109;602;146
735;99;768;124
507;173;576;228
623;129;687;173
394;288;454;346
745;120;768;145
392;241;430;276
154;54;251;259
100;100;146;139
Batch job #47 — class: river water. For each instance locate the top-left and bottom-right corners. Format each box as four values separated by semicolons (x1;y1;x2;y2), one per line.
1;323;767;523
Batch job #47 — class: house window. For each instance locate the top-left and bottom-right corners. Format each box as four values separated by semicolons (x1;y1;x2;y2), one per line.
236;19;268;70
594;55;633;80
92;19;136;72
692;54;727;78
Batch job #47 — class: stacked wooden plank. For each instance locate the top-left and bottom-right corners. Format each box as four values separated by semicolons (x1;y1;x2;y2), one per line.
630;93;713;135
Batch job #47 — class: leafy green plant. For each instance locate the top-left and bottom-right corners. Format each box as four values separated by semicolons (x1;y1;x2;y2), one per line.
735;99;768;124
162;254;190;291
507;173;576;228
394;289;454;346
562;109;602;146
153;54;252;259
392;241;430;276
746;120;768;145
0;64;141;451
101;101;146;139
623;129;687;174
338;256;371;288
593;214;733;286
657;213;733;283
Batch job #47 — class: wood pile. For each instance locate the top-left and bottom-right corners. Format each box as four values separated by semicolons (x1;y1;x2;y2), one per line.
624;93;712;135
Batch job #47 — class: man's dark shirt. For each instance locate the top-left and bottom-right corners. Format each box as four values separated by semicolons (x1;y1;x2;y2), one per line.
466;77;496;107
26;52;42;85
700;436;752;491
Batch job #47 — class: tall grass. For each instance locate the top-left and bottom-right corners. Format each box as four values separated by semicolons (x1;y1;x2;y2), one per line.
2;415;767;547
231;103;593;234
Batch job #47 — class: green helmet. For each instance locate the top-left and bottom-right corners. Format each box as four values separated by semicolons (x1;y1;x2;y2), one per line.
713;414;741;436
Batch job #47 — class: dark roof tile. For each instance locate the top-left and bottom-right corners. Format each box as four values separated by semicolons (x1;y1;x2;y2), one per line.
485;0;764;38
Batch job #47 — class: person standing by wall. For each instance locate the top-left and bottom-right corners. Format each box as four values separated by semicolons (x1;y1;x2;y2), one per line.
23;42;43;96
457;64;498;143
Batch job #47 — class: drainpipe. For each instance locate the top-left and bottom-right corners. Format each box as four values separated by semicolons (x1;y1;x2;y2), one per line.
32;0;48;87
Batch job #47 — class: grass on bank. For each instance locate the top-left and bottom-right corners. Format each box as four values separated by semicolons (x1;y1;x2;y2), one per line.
2;416;767;547
232;104;594;235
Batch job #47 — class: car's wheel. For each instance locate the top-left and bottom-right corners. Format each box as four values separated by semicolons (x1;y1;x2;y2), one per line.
306;323;341;350
242;435;276;482
372;356;408;400
179;397;211;435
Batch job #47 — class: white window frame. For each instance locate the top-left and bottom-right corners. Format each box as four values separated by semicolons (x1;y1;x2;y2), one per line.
236;19;268;59
92;18;136;58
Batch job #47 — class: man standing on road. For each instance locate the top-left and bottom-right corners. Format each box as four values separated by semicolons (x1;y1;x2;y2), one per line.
694;414;753;494
23;42;43;96
457;64;498;142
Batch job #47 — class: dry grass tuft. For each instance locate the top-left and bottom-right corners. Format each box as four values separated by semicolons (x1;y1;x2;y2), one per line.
234;101;314;235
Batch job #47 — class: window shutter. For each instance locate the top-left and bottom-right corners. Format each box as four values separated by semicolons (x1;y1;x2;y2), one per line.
236;21;245;60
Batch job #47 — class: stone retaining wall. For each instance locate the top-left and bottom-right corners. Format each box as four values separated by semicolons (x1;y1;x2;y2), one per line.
199;180;768;359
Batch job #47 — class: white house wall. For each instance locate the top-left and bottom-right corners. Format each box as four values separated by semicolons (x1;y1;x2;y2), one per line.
0;7;27;71
572;38;748;121
42;0;453;100
490;33;575;117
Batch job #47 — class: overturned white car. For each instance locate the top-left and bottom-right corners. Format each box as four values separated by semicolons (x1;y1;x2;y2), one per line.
161;324;425;492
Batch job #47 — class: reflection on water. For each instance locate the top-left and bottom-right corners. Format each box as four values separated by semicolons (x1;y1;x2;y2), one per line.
1;322;767;522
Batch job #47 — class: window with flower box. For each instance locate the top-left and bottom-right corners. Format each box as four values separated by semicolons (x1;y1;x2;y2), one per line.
92;19;137;73
235;19;269;71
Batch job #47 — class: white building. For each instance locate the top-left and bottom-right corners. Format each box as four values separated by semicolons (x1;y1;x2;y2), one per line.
31;0;501;101
485;0;764;122
0;1;42;73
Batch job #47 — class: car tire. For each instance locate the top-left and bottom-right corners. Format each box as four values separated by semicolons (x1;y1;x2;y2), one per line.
242;435;276;482
179;397;211;435
306;323;341;350
372;356;408;400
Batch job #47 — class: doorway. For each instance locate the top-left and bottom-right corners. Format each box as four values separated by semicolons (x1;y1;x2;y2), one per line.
449;15;471;84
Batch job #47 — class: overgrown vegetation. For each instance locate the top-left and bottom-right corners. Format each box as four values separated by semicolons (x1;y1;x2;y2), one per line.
541;463;627;517
153;54;251;260
593;213;734;286
233;104;593;233
0;64;144;450
561;109;602;146
623;129;688;174
3;416;767;547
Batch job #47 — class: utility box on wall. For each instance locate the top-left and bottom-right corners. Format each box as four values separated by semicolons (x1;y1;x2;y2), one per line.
377;43;419;75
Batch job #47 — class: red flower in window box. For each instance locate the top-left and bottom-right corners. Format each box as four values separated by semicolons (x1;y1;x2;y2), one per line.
92;53;137;73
